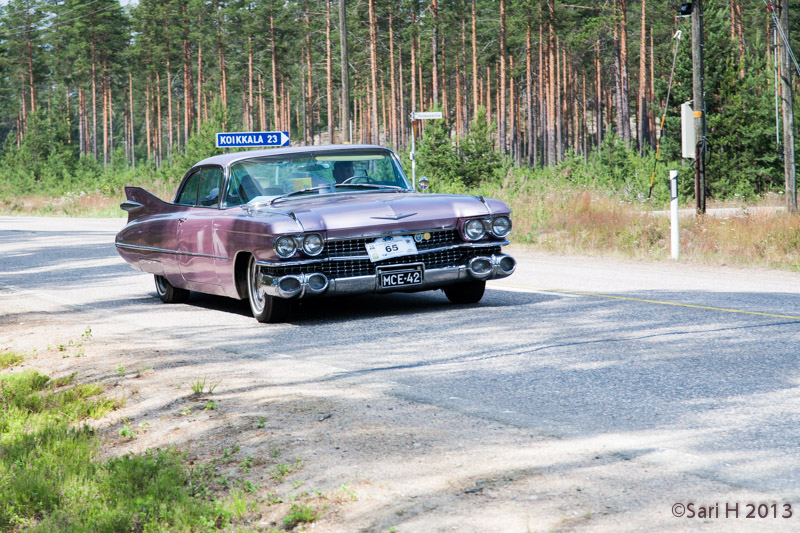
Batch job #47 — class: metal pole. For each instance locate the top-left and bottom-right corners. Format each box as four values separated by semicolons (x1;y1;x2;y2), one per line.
779;0;797;213
410;117;416;189
691;0;706;214
670;170;679;260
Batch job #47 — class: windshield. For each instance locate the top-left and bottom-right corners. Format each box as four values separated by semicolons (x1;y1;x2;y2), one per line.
225;150;411;206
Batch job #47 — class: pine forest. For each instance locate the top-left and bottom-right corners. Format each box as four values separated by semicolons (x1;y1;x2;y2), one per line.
0;0;798;207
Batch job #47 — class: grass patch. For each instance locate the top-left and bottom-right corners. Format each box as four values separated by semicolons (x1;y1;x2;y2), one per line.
0;369;232;531
283;503;319;528
0;350;25;369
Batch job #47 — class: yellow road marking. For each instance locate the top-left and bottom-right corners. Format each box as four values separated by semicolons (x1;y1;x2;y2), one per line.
488;282;800;321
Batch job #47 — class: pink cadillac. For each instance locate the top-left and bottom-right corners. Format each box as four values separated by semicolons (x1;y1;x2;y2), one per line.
115;145;516;322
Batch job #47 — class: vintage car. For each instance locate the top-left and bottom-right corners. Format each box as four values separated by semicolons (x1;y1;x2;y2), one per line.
115;145;516;322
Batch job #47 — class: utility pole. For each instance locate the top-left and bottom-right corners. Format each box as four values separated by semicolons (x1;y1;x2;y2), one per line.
691;0;706;214
339;0;351;143
780;0;797;213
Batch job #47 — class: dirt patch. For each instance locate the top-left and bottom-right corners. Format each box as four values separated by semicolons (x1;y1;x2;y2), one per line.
0;288;792;532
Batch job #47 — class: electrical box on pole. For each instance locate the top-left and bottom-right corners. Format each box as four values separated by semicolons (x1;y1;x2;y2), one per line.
681;102;696;159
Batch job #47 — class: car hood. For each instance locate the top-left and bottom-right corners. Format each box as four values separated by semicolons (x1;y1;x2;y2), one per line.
248;191;509;238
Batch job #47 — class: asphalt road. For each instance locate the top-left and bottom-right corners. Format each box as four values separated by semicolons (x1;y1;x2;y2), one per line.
2;216;800;501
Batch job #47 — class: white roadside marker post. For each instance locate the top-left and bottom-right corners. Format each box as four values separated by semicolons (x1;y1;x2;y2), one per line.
670;170;680;260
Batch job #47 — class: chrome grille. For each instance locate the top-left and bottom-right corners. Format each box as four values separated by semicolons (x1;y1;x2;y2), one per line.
325;229;459;258
260;245;502;279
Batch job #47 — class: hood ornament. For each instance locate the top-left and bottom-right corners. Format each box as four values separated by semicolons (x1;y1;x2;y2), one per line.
371;213;417;220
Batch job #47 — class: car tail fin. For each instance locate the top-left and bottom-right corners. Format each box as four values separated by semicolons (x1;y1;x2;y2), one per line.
121;187;171;222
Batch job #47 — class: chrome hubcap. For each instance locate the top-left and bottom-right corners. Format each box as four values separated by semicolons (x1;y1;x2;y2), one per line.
249;258;265;313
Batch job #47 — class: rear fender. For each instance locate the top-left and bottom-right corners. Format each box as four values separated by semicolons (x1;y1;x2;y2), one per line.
122;187;173;223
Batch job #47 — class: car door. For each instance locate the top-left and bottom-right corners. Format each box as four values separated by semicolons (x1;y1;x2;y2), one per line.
176;166;224;286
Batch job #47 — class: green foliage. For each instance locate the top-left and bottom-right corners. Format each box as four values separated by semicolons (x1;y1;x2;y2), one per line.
0;350;24;369
283;503;319;528
0;369;231;531
415;106;504;190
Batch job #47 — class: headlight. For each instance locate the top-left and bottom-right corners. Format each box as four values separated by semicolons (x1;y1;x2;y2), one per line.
274;235;297;258
303;233;324;256
490;216;512;237
464;218;486;240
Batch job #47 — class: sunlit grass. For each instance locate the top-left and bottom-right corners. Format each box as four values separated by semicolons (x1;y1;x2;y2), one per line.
3;174;799;271
0;368;232;531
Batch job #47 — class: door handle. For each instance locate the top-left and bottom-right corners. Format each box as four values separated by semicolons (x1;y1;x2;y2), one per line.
178;217;187;224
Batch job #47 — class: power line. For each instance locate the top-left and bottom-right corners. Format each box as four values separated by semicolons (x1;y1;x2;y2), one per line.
0;0;105;34
0;2;121;40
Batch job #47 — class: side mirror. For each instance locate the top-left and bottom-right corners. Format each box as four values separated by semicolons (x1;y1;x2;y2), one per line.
418;176;430;193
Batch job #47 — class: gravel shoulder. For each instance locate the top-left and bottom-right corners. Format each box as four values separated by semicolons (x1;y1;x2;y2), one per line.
2;250;797;532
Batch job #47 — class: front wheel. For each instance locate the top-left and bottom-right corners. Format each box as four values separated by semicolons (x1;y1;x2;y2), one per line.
154;275;190;304
443;280;486;304
247;256;291;323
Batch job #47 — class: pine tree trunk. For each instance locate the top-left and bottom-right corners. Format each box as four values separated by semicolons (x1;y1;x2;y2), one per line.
539;20;546;166
638;0;649;152
247;36;253;131
217;1;227;119
91;27;98;159
156;71;163;166
305;1;314;142
164;11;174;158
326;0;334;143
77;87;83;155
441;34;448;120
389;7;399;147
182;1;193;148
486;65;492;125
499;0;507;153
431;0;439;106
526;7;534;165
271;10;280;133
103;61;108;166
613;17;624;143
618;0;632;145
368;0;379;144
461;17;468;129
197;11;203;134
339;0;350;142
472;0;479;119
145;81;152;161
582;70;588;158
398;42;407;148
25;11;35;115
547;2;557;165
129;72;135;168
411;10;418;113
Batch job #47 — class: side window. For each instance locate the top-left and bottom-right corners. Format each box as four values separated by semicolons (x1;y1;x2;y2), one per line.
176;171;200;205
198;167;222;207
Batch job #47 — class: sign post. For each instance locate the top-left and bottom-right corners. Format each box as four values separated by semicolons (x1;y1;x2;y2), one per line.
215;131;290;149
409;111;443;189
670;170;680;260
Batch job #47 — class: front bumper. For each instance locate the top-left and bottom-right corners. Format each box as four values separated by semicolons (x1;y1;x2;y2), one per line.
257;253;516;299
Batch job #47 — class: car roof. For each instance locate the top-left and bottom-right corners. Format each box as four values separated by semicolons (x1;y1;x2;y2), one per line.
192;144;395;169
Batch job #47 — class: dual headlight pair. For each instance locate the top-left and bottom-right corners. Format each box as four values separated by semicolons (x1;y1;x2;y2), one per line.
274;233;324;258
462;215;512;241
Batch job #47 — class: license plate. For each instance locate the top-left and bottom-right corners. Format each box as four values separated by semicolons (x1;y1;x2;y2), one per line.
378;267;424;288
365;236;418;263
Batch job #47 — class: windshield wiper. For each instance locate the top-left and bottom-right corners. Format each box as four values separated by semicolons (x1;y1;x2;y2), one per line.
270;183;408;205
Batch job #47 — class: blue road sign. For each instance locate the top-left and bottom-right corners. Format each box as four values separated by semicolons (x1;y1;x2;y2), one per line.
215;131;289;148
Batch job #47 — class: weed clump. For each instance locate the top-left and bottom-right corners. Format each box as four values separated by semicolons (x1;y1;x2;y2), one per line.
0;369;230;531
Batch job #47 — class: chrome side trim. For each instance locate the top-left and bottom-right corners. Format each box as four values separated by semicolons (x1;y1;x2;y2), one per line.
115;242;229;260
